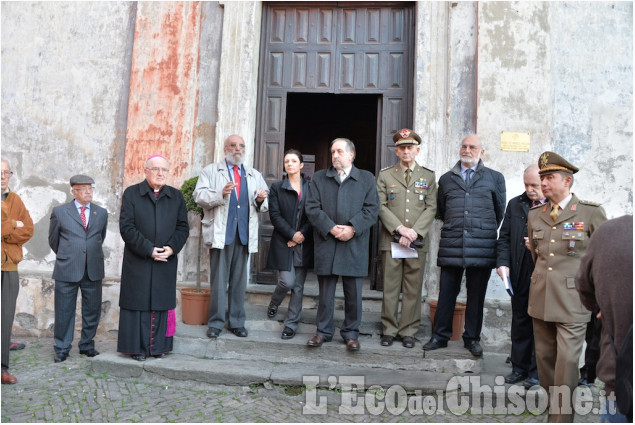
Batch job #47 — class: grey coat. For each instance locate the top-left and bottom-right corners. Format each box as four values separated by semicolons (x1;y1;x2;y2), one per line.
49;201;108;282
305;166;379;277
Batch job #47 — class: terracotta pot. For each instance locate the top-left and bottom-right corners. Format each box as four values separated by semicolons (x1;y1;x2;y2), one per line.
428;299;467;341
180;288;211;325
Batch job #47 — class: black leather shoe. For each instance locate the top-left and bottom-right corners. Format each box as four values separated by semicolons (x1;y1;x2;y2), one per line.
504;371;527;384
153;353;167;359
464;340;483;357
54;352;68;363
281;326;295;339
524;377;540;389
267;303;278;319
230;327;248;337
402;336;415;348
79;348;100;357
422;337;448;351
131;354;146;362
380;335;394;346
207;327;222;338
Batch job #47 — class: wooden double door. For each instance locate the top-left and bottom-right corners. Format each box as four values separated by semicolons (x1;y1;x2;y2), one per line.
252;2;415;289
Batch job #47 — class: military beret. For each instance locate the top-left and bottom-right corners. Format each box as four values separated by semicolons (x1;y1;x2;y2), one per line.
538;151;579;175
69;174;95;186
392;128;422;147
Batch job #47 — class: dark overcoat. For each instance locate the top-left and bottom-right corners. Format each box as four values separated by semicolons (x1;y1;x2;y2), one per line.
305;166;379;277
266;176;313;271
119;181;189;311
437;159;506;269
496;192;533;287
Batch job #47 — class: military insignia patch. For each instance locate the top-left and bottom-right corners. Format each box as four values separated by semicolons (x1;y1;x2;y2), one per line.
399;129;411;139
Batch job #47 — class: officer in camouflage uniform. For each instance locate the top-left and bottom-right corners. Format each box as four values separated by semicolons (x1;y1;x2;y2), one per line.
376;129;437;348
527;151;607;422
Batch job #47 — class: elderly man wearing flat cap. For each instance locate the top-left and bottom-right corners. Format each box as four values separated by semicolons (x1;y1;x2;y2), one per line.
527;151;606;422
376;129;437;348
49;175;108;363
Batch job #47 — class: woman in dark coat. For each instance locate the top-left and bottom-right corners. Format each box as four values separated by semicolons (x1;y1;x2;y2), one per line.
117;155;189;361
265;150;313;339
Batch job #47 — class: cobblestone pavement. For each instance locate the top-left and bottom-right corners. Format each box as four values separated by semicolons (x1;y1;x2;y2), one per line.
2;336;605;423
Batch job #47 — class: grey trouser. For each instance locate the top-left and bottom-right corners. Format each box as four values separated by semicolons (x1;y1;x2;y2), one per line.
54;270;102;354
316;275;362;341
208;239;249;330
270;267;307;331
1;271;19;371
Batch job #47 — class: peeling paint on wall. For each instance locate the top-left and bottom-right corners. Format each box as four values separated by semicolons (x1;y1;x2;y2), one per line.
123;2;202;189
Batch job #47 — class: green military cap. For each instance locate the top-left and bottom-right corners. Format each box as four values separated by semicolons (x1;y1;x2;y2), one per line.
69;174;95;186
538;151;579;175
392;128;422;147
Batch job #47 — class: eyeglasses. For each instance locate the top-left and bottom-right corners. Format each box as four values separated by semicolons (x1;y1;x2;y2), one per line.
72;186;95;193
1;171;13;177
146;167;169;174
228;143;246;148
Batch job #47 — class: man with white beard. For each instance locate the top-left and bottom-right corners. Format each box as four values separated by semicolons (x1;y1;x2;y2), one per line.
194;135;269;339
423;135;506;357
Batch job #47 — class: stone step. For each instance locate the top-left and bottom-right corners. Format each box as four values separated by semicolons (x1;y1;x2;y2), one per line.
91;352;456;393
91;279;485;392
171;322;481;375
244;277;385;313
91;318;481;391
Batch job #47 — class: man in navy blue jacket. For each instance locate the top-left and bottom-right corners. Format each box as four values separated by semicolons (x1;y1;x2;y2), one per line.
423;135;506;357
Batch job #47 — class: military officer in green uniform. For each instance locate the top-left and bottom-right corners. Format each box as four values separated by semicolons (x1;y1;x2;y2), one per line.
376;129;437;348
527;151;607;422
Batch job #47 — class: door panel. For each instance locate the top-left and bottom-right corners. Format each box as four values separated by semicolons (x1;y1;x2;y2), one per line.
253;2;414;286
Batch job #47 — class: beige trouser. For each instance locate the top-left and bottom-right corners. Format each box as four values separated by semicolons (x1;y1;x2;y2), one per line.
381;251;426;338
533;318;587;423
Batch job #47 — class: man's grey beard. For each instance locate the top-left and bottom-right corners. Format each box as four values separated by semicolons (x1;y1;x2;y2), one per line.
225;152;243;166
460;154;479;167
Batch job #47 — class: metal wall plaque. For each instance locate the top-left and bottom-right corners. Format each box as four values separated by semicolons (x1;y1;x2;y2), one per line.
500;131;530;152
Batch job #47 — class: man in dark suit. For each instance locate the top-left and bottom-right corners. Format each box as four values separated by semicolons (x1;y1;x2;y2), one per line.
305;138;379;351
49;175;108;363
496;164;544;388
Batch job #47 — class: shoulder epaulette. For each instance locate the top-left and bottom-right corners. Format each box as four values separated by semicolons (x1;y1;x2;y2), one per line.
579;200;602;207
379;165;394;172
530;203;543;210
417;165;435;174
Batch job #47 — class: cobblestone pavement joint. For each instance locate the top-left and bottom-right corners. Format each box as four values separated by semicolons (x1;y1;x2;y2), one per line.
2;336;604;423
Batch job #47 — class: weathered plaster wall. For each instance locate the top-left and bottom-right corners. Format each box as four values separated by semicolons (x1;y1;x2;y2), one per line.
2;2;225;338
122;2;202;189
477;1;632;215
549;2;632;216
2;2;136;274
2;2;136;336
420;1;632;348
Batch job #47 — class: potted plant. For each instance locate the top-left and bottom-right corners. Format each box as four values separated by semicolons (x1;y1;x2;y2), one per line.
179;176;211;325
